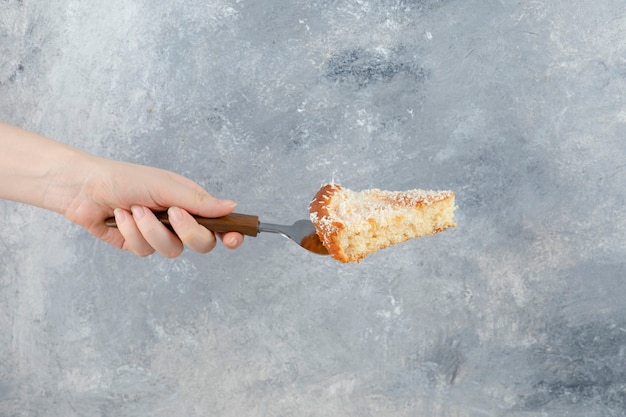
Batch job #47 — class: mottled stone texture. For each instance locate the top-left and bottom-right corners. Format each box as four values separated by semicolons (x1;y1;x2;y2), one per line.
2;1;626;416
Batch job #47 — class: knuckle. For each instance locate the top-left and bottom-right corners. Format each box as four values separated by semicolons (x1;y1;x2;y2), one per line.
190;189;211;213
134;247;155;257
163;246;183;259
198;240;217;254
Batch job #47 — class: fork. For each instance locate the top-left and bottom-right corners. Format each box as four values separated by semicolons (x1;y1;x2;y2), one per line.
104;212;328;255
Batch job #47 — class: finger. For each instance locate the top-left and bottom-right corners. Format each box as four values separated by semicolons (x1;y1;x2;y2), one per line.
168;207;217;254
154;174;238;218
114;208;155;257
131;205;183;258
219;231;245;250
88;221;126;250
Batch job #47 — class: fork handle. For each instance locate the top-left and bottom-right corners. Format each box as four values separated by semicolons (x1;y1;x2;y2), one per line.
104;212;259;237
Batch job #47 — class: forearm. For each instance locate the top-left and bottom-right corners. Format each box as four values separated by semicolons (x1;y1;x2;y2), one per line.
0;122;91;214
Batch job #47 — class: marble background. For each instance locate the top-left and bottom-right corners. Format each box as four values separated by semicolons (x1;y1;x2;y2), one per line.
2;1;626;416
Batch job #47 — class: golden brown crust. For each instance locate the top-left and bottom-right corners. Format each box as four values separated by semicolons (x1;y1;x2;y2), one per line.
308;183;340;221
308;183;347;261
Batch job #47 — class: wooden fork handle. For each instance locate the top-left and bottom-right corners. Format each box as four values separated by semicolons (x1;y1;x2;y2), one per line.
104;212;259;237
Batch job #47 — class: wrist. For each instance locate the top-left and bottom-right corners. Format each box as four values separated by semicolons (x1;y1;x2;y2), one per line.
41;147;97;215
0;123;94;214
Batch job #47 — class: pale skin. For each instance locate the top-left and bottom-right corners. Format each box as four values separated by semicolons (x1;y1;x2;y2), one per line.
0;122;244;258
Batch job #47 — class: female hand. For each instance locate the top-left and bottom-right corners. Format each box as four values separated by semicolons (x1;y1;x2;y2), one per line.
67;157;245;258
0;122;244;258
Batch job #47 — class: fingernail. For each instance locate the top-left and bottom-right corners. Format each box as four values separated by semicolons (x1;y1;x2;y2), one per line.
131;205;145;219
219;199;237;208
114;208;126;225
224;235;237;247
168;207;183;223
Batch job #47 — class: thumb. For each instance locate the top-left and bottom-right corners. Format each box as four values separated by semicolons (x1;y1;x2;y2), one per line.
160;182;238;218
150;170;238;218
194;194;238;218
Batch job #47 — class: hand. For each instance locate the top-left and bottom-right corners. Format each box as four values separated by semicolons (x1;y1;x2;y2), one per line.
63;156;245;258
0;122;244;258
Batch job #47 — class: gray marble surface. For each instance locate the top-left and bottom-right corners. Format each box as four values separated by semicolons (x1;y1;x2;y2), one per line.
2;1;626;416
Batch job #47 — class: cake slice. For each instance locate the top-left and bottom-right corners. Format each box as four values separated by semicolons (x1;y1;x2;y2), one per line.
309;183;456;263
